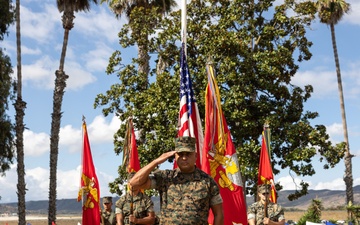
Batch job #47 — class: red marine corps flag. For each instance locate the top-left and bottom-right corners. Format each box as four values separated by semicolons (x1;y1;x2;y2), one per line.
202;63;247;225
77;118;101;225
258;123;277;203
123;117;141;173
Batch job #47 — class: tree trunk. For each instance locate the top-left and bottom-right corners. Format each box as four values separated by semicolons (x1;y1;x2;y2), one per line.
48;69;68;225
136;8;150;87
15;100;26;225
138;44;150;84
15;0;27;225
330;22;353;212
48;9;73;225
137;26;149;143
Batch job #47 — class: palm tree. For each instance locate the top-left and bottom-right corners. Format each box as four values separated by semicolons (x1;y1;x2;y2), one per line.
101;0;177;79
316;0;352;207
48;1;97;224
14;0;27;224
100;0;176;165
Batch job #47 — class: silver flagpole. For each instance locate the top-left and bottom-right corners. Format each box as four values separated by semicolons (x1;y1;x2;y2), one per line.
181;0;187;55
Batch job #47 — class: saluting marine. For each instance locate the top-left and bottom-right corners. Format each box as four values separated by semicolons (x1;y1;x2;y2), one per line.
128;137;224;225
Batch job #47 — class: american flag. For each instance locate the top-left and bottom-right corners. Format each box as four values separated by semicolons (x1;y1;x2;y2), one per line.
177;43;204;167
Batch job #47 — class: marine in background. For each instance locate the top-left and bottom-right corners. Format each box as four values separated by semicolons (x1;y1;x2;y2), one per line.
115;172;156;225
248;184;285;225
101;196;117;225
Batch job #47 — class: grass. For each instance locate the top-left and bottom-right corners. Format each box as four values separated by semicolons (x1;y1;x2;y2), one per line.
285;210;349;222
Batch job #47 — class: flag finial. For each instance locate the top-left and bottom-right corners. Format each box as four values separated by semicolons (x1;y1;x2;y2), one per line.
206;56;213;66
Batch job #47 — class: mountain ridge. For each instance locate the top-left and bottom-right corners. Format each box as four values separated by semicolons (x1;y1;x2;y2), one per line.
1;185;359;214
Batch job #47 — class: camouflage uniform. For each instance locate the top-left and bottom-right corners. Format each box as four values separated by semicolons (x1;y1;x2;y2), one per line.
101;209;117;225
247;200;285;225
147;136;222;225
101;196;117;225
115;192;154;225
150;167;223;225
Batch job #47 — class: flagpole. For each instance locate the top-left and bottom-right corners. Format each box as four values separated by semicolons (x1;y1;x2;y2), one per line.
80;116;86;207
263;122;271;156
181;0;187;54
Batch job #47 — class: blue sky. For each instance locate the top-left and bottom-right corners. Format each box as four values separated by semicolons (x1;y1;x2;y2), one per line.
1;0;360;204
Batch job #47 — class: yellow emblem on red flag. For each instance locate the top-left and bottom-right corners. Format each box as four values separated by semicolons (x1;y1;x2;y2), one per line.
77;120;101;225
202;63;247;225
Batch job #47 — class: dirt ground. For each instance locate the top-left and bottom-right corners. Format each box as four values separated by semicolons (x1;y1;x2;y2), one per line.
0;216;81;225
0;210;349;225
0;220;80;225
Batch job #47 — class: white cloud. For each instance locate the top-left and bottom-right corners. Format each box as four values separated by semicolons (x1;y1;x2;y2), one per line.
22;45;42;55
56;166;116;201
64;61;97;91
83;42;115;72
277;174;360;192
24;130;50;156
313;178;345;190
294;61;360;99
20;4;59;43
57;166;83;199
0;165;17;203
21;56;56;88
0;164;116;203
87;115;122;143
59;125;82;153
58;115;121;153
293;69;337;99
345;61;360;97
277;176;312;190
74;6;125;44
17;55;96;91
26;167;50;200
19;115;120;158
326;123;343;142
1;40;16;58
343;1;360;25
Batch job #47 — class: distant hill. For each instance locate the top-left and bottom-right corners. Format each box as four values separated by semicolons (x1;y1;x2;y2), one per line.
1;186;359;214
274;185;360;210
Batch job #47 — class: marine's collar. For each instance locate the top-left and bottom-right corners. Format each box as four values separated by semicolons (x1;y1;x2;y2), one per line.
173;166;199;177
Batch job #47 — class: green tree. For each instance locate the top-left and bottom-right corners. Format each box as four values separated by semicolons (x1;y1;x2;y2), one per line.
347;202;360;225
0;0;15;202
95;0;345;200
0;0;14;40
0;50;14;176
101;0;177;85
99;0;176;194
49;1;98;224
297;199;323;225
316;0;352;207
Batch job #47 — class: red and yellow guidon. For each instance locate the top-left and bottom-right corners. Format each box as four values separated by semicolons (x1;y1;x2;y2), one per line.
77;174;99;209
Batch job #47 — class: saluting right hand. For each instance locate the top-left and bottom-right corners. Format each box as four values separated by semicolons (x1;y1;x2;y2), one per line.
156;151;176;165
